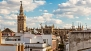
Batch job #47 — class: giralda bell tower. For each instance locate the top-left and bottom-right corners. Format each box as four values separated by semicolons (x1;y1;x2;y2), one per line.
17;1;26;33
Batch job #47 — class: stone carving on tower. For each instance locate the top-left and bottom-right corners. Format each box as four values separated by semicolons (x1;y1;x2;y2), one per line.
17;1;26;33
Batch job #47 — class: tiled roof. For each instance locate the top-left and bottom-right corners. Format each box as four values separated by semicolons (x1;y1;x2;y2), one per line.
2;28;14;33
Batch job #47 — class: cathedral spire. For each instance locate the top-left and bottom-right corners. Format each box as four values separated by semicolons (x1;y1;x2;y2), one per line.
72;22;74;29
78;23;79;28
77;23;80;31
82;25;83;30
20;1;24;15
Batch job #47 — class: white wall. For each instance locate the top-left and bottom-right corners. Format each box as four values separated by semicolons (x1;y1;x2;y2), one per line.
0;46;17;51
41;35;52;46
21;35;32;43
5;41;24;44
31;36;43;43
20;34;36;43
20;34;52;45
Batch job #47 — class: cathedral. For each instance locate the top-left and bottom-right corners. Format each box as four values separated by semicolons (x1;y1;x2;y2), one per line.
17;1;84;36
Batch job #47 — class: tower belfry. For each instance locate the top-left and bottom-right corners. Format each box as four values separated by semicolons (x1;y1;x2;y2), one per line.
17;1;26;33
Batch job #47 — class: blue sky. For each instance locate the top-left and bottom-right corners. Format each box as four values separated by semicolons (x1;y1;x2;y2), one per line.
26;0;67;16
0;0;91;32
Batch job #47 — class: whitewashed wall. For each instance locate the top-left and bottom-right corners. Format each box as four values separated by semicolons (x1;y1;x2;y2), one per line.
21;34;52;45
0;46;17;51
41;35;52;46
21;35;31;43
23;38;31;43
31;37;43;43
5;41;24;44
30;34;52;44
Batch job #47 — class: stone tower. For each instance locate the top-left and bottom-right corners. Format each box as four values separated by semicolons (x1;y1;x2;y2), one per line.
17;1;26;33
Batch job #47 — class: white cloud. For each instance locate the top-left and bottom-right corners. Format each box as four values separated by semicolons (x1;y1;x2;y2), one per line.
53;0;91;18
26;12;63;28
76;21;82;23
46;19;62;24
0;9;10;15
86;17;91;20
87;17;90;20
75;16;79;19
63;24;72;28
49;3;52;4
0;0;46;32
4;14;17;20
0;14;17;28
39;9;42;12
0;0;46;14
44;10;48;13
